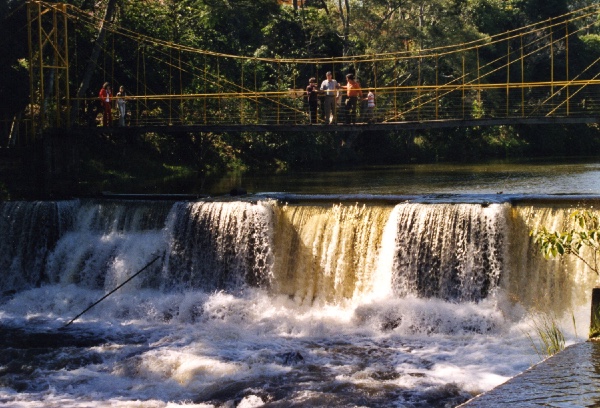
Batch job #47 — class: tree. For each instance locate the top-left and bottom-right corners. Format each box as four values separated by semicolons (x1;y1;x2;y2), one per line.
71;0;118;125
0;0;30;145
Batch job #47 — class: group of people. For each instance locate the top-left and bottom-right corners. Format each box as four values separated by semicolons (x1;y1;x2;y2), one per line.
98;82;128;127
306;72;375;125
99;75;375;127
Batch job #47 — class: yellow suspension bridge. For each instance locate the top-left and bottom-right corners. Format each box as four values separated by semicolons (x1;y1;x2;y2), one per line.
11;0;600;144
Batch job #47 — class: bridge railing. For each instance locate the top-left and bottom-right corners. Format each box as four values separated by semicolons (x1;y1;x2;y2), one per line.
18;0;600;139
0;116;34;148
63;81;600;129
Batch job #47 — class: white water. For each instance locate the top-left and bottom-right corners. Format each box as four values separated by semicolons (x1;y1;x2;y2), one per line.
0;199;596;407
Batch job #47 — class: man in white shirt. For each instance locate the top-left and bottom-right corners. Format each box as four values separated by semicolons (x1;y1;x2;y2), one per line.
320;71;339;124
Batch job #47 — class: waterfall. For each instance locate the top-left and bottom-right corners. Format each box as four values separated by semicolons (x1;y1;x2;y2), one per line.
505;204;600;313
164;201;274;291
270;203;393;304
44;200;175;290
1;199;598;312
391;203;507;302
0;200;74;291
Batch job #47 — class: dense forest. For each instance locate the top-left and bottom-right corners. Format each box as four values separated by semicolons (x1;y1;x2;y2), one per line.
2;0;600;196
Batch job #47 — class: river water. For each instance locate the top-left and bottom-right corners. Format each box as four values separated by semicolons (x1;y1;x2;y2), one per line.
211;158;600;196
1;158;600;408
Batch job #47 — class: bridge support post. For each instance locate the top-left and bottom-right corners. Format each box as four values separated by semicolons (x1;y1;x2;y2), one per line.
591;287;600;339
27;1;71;138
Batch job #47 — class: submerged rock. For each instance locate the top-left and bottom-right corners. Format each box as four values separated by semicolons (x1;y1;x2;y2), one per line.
277;351;304;366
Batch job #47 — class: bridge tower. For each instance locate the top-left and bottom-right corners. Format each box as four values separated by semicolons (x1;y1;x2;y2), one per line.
27;1;70;139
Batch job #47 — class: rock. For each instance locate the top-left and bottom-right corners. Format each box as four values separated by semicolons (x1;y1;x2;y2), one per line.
230;187;247;196
277;351;304;366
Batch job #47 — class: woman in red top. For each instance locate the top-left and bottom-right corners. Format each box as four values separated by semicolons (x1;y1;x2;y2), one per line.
341;74;362;124
99;82;112;127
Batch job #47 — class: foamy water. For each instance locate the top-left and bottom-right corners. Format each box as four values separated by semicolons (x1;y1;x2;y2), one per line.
0;198;595;407
0;285;586;408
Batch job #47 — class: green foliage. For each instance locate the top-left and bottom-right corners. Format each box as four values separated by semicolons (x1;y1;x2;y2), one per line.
523;0;568;21
526;313;566;359
531;209;600;275
7;0;600;190
0;0;30;120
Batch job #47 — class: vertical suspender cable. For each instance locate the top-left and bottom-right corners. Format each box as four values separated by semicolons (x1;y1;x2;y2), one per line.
477;47;481;104
374;56;378;120
293;64;297;124
63;4;70;128
111;34;115;88
435;54;439;120
27;2;35;140
332;62;336;122
136;40;140;126
394;58;397;117
37;2;45;130
169;47;172;124
521;35;525;117
241;60;244;124
550;28;554;109
316;63;319;123
254;58;258;123
277;61;280;124
178;49;183;123
506;40;510;117
462;52;465;119
417;56;421;120
204;54;207;124
143;44;147;125
53;8;60;127
565;22;570;116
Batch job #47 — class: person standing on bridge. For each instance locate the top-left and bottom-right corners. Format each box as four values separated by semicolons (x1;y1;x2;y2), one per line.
365;89;375;123
320;71;339;124
116;85;127;127
99;82;112;127
306;77;319;124
340;73;362;124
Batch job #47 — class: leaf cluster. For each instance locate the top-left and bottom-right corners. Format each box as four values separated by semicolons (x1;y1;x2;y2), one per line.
531;210;600;275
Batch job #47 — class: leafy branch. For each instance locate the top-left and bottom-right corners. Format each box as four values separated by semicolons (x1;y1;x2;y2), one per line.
530;210;600;275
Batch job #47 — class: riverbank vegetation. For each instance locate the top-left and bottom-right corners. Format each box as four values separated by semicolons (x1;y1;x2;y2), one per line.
3;0;600;195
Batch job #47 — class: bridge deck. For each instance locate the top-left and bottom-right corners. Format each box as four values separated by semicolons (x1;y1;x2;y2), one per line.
77;117;600;135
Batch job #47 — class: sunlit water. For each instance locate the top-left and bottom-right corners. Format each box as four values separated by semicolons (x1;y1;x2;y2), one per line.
2;160;600;407
210;159;600;196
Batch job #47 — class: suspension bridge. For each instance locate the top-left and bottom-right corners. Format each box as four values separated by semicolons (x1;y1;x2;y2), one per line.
6;0;600;146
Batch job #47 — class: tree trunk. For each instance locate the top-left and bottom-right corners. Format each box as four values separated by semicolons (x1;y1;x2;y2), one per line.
336;0;350;56
70;0;118;126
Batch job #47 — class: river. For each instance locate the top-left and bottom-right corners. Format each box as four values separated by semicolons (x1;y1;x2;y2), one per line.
1;158;599;407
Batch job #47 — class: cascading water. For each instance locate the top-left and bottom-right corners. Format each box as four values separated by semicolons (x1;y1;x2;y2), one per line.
0;198;596;408
165;201;274;291
270;203;393;304
505;204;600;314
391;203;506;302
0;201;70;290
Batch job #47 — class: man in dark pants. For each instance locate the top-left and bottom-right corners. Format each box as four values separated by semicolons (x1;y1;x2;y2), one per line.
306;77;319;124
341;73;362;124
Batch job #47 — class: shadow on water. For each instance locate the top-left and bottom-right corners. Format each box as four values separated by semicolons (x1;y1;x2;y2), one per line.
0;324;150;393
